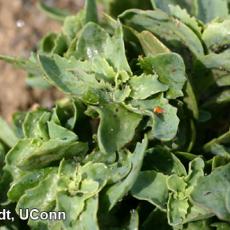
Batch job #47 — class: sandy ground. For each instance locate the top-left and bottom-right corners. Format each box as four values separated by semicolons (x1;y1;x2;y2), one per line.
0;0;83;121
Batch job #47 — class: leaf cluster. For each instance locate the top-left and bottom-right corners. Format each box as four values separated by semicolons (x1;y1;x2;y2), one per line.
0;0;230;229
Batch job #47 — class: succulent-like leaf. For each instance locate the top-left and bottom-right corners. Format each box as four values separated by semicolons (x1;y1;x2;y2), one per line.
131;94;179;141
191;163;230;222
140;53;187;99
101;137;148;211
88;103;142;153
0;117;18;147
131;170;169;210
195;0;229;23
119;9;204;57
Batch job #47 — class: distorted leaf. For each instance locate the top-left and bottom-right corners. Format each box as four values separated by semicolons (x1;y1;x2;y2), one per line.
129;74;168;99
131;170;169;210
101;137;148;211
37;1;70;21
191;163;230;222
88;103;142;153
131;94;179;141
0;117;18;147
119;9;204;57
140;53;186;99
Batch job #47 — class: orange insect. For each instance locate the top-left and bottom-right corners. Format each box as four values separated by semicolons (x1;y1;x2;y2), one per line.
153;106;165;115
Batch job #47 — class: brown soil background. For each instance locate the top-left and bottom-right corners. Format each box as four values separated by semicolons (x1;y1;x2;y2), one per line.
0;0;84;122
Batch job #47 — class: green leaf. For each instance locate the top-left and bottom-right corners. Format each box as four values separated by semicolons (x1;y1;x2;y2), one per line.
131;170;169;210
1;1;230;228
129;73;168;99
212;156;230;169
126;210;139;230
54;160;108;229
202;19;230;52
0;55;29;68
119;9;204;57
169;4;202;37
99;0;152;17
6;138;88;171
85;0;98;23
173;118;197;152
199;52;230;73
207;144;230;157
39;54;103;96
167;174;187;194
183;81;199;119
88;103;142;153
52;33;68;55
0;170;13;205
63;11;85;41
141;209;171;230
16;159;109;229
0;117;18;147
101;137;148;211
195;0;229;23
80;162;109;190
131;29;170;56
77;196;99;230
52;99;80;130
211;222;230;230
191;163;230;222
131;94;179;141
37;1;70;21
39;33;57;53
0;54;47;89
204;129;230;155
26;73;50;89
167;194;189;225
183;220;212;230
55;162;89;228
107;150;132;184
140;53;187;99
185;158;205;187
12;112;26;139
216;74;230;87
0;142;5;168
7;168;54;202
184;206;213;227
142;147;187;176
174;151;198;162
195;51;230;96
113;85;131;103
16;169;58;213
87;56;117;84
167;158;209;225
55;192;85;229
23;109;50;139
151;0;192;14
75;22;131;73
47;121;78;141
203;89;230;107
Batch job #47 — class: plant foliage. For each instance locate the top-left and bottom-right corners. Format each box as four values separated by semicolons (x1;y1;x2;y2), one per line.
0;0;230;229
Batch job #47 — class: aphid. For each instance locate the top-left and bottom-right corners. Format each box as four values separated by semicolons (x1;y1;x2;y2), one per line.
31;103;40;111
153;106;165;115
175;19;181;28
